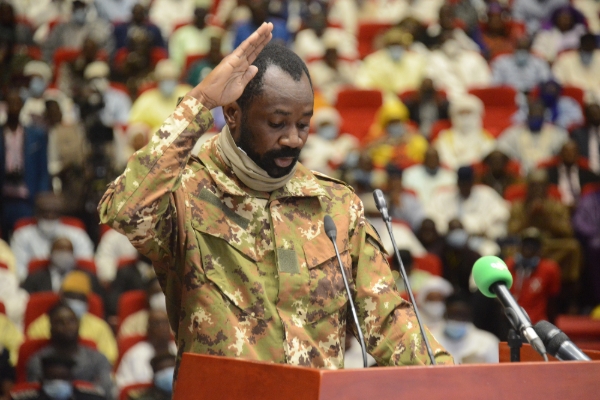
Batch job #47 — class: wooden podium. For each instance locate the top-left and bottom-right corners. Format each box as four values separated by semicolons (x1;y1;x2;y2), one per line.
173;345;600;400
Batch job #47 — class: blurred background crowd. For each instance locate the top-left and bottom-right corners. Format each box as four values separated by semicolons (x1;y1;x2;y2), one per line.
1;0;600;398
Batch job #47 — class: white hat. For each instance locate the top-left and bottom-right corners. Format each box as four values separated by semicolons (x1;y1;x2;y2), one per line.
154;60;179;81
84;61;110;80
312;107;341;128
24;61;52;82
449;94;484;116
415;276;454;306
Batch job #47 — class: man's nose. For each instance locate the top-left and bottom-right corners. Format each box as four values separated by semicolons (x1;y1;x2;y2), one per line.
279;127;304;148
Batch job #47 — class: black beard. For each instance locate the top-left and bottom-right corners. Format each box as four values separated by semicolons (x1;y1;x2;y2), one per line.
237;118;301;178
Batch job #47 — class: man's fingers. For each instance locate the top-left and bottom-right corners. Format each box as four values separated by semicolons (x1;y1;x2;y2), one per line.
240;65;259;87
233;22;273;60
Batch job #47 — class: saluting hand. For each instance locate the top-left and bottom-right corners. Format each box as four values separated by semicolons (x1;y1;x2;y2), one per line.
188;22;273;110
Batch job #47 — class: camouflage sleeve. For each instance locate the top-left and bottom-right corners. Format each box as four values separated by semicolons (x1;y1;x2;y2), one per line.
348;195;454;366
97;95;214;265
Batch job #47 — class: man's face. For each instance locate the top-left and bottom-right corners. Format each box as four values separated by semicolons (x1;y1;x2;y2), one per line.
423;148;440;170
521;240;541;258
586;104;600;126
36;194;63;220
194;7;208;29
458;180;473;198
50;307;79;345
6;90;23;120
560;141;578;165
131;4;146;24
445;302;471;322
229;66;313;178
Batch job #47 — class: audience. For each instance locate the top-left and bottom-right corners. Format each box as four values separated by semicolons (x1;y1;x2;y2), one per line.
497;99;569;173
434;95;495;170
114;4;165;52
512;0;569;35
414;275;454;330
186;35;225;87
118;277;166;340
307;40;358;105
94;228;138;286
403;78;450;138
431;293;500;364
126;353;175;400
26;302;114;399
573;188;600;307
11;193;94;281
553;33;600;102
479;150;521;197
481;3;520;60
531;6;587;63
491;36;552;93
571;103;600;174
402;147;456;205
232;0;290;48
0;309;23;367
115;310;176;389
25;271;117;365
1;90;50;238
386;166;425;230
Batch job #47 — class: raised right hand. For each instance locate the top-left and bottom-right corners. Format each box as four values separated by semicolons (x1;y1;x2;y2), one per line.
188;22;273;110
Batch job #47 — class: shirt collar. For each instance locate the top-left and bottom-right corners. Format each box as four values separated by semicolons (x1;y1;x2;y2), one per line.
198;136;331;201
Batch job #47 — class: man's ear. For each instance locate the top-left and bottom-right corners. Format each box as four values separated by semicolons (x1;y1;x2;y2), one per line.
223;102;241;134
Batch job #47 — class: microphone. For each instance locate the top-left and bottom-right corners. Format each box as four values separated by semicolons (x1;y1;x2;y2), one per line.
534;321;591;361
323;215;368;368
371;190;437;365
472;256;548;359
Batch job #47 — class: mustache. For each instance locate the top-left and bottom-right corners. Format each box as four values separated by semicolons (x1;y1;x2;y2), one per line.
264;147;301;160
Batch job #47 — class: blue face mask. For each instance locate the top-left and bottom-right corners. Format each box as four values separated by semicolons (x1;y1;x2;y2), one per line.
386;122;405;138
516;254;540;270
159;79;177;98
527;116;544;132
317;125;338;140
64;298;88;319
446;229;469;249
388;45;404;62
580;51;593;66
154;366;175;393
29;76;47;98
72;9;87;25
444;320;469;340
43;380;73;400
514;49;530;67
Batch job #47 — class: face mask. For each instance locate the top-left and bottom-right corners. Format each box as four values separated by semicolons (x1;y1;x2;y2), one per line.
158;79;177;98
453;114;481;133
540;92;558;107
444;320;469;340
514;49;530;67
388;45;404;62
64;298;88;319
421;301;446;320
527;116;544;132
446;229;469;248
154;366;175;393
442;40;460;58
386;122;405;138
38;218;60;239
353;169;373;187
580;51;593;66
317;125;338;140
517;254;540;270
43;380;73;400
424;166;439;176
51;251;76;274
149;292;167;311
72;8;87;25
90;77;109;93
29;76;47;97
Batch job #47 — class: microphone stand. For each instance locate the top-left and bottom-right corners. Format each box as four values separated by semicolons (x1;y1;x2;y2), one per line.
507;329;522;362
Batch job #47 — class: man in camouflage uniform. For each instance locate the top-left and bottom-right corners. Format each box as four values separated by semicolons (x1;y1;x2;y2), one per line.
98;23;452;374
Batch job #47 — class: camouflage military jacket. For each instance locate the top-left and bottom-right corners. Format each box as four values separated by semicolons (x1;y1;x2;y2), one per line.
98;96;453;372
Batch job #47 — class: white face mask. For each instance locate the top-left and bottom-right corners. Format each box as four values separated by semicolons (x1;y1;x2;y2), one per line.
43;380;73;400
64;298;88;319
317;124;338;140
158;79;177;98
388;45;404;62
442;40;461;58
38;219;60;239
421;301;446;320
453;113;481;134
149;292;167;311
90;77;109;93
51;250;76;273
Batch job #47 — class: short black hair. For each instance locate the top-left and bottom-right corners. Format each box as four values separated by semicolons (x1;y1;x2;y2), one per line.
47;301;76;320
150;352;176;372
236;43;312;111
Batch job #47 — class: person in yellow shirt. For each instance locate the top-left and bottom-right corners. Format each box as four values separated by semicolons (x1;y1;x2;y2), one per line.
364;99;428;169
26;271;117;365
0;313;23;366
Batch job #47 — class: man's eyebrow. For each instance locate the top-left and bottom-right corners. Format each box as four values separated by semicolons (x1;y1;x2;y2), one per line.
273;109;292;116
303;110;314;117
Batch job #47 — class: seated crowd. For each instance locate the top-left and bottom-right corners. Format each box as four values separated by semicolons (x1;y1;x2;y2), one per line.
2;0;600;398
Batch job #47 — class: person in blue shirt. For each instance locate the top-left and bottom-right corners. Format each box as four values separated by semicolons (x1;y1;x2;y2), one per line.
233;0;290;49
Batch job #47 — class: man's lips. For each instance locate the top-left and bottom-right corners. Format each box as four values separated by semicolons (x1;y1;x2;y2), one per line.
274;157;294;168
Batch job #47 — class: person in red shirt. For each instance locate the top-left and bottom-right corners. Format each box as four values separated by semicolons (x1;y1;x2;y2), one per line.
506;227;561;324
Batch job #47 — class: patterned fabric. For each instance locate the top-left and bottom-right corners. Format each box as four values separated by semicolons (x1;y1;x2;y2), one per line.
98;96;453;374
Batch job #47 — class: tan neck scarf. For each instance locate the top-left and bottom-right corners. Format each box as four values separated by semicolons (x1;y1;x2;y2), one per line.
216;125;297;192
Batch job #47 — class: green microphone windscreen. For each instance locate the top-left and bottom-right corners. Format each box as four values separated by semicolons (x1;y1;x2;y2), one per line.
472;256;513;298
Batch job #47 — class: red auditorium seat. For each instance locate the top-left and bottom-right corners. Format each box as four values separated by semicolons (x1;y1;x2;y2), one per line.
503;183;562;203
13;216;86;232
582;182;600;196
428;119;452;142
468;86;518;137
0;301;5;315
16;338;97;382
24;292;105;331
117;290;147;330
28;258;97;275
357;22;393;59
335;88;383;143
413;253;443;276
119;383;153;400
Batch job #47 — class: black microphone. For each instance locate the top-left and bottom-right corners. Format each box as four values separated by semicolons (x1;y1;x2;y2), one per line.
473;256;548;359
323;215;368;368
371;190;437;365
534;321;591;361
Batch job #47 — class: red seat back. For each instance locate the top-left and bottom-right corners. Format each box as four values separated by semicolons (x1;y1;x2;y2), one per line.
335;88;383;143
357;22;393;59
24;292;105;331
119;383;153;400
413;253;442;276
117;290;147;330
28;259;97;276
503;183;562;203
